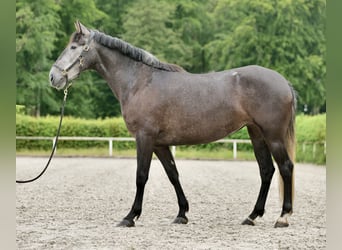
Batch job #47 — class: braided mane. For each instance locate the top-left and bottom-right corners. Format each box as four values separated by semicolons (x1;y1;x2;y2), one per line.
91;30;185;72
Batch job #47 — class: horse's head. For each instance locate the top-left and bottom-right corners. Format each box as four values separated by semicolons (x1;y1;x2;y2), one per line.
49;21;95;89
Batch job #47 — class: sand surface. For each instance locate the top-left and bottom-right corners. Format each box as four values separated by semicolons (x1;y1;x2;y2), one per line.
16;157;326;249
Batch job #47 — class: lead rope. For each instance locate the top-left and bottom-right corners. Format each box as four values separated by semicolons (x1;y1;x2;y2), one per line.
16;83;72;183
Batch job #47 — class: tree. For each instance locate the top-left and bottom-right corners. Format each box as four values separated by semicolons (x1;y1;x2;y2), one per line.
121;0;192;68
16;0;61;116
205;0;326;114
172;0;214;72
94;0;135;35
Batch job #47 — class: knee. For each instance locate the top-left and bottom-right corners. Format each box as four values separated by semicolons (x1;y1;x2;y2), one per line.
261;166;275;182
266;167;275;179
168;172;179;185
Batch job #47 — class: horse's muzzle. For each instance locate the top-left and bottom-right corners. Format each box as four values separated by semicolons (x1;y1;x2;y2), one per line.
49;68;67;90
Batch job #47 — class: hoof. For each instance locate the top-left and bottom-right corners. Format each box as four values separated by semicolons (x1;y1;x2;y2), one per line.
117;219;135;227
241;217;255;226
274;216;289;228
173;216;188;224
274;221;289;228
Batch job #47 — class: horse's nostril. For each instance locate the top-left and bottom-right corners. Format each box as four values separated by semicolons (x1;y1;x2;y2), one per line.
50;74;54;83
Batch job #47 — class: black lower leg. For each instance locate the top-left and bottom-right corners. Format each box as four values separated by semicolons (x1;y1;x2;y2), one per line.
279;159;294;215
173;181;189;224
119;180;147;227
242;126;275;225
118;134;153;227
154;146;189;224
269;141;294;228
248;174;274;219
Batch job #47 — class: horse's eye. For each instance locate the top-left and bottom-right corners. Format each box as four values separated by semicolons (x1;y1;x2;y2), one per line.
70;45;77;50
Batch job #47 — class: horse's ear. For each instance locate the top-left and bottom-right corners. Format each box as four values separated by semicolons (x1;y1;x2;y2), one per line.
75;20;90;35
74;21;81;33
79;22;90;35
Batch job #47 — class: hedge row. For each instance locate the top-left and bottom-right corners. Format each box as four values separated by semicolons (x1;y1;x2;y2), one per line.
16;114;326;151
16;115;131;150
296;114;326;143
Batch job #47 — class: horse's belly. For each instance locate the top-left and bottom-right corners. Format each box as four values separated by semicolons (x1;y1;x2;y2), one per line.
156;119;245;146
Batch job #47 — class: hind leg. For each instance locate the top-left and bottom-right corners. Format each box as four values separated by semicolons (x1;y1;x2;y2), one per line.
154;146;189;224
242;125;275;226
268;140;294;228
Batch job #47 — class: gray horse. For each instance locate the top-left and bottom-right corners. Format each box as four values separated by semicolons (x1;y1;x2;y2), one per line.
50;21;296;228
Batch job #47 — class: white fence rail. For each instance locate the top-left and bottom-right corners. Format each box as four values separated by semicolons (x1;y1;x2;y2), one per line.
16;136;326;159
16;136;251;159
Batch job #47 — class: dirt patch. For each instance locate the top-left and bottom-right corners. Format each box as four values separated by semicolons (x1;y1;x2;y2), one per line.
16;157;326;249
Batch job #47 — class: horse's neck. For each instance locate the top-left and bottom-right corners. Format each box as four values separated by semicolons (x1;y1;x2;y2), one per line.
93;47;151;104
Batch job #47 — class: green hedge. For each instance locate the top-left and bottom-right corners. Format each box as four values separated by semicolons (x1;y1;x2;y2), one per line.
296;114;326;143
295;114;326;164
16;114;326;163
16;115;132;150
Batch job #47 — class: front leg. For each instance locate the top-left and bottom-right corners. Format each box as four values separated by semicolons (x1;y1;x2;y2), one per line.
118;133;154;227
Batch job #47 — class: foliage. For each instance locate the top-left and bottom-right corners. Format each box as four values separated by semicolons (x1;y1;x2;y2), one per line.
16;114;131;150
295;114;326;164
121;0;192;68
16;105;25;115
16;0;326;118
16;0;61;117
296;114;326;143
